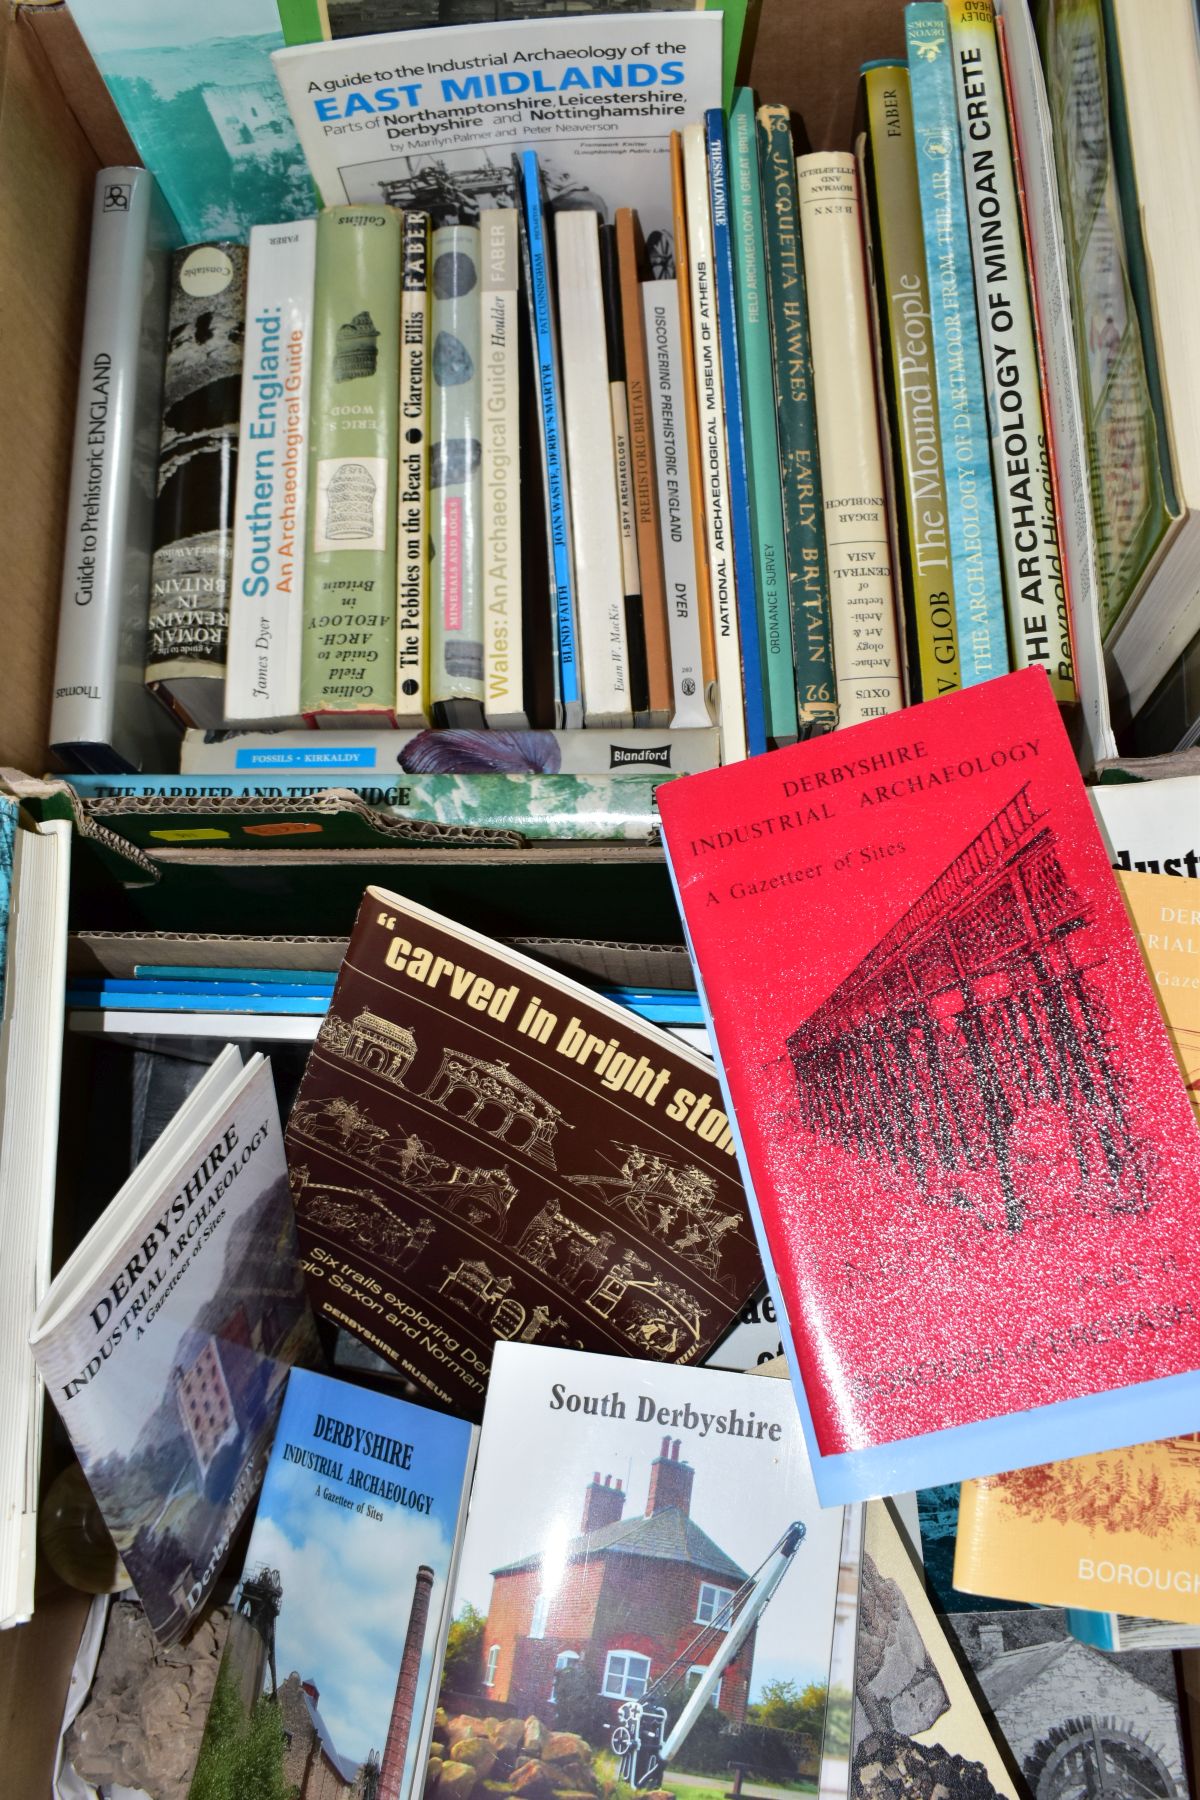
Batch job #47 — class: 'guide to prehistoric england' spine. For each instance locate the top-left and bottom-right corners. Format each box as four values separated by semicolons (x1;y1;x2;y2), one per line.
226;220;316;727
51;167;180;773
302;205;402;723
146;241;248;729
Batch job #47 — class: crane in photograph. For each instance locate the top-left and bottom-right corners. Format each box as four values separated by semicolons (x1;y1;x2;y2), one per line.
610;1521;806;1791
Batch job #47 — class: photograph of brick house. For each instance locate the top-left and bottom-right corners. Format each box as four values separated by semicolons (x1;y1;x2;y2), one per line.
478;1436;762;1728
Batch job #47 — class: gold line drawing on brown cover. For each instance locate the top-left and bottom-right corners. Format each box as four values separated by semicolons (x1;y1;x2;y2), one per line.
566;1140;745;1287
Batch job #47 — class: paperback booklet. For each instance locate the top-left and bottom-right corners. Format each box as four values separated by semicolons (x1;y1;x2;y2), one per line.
431;1341;844;1798
658;667;1200;1502
187;1366;475;1800
29;1046;316;1643
285;889;763;1418
271;14;721;242
955;1434;1200;1627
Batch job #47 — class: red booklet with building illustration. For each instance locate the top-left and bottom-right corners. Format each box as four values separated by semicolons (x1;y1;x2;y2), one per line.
658;668;1200;1504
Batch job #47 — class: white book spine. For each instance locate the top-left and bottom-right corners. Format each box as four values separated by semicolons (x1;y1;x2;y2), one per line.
225;220;316;727
480;208;526;730
554;210;633;727
796;153;904;726
397;211;431;727
641;278;711;728
50;168;178;772
948;0;1076;701
682;122;747;763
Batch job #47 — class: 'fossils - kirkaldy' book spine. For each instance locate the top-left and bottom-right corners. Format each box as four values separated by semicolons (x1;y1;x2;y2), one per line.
285;888;764;1420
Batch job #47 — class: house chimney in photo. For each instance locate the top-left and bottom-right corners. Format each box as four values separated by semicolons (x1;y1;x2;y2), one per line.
645;1439;695;1518
581;1471;627;1533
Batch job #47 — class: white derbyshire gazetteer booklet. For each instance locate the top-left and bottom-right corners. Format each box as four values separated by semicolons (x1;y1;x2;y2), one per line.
29;1046;316;1643
272;13;722;242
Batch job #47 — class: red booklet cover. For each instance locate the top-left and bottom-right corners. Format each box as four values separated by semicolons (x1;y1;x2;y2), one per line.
658;670;1200;1502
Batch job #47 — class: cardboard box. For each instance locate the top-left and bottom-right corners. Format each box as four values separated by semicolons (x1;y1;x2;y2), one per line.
0;2;917;1787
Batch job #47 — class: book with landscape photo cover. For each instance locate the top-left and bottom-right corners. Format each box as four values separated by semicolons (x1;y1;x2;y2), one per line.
29;1047;316;1644
187;1365;475;1800
657;667;1200;1503
284;889;763;1419
427;1342;844;1800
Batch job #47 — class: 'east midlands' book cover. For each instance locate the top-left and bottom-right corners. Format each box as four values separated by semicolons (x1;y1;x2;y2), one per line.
187;1366;475;1800
658;667;1200;1503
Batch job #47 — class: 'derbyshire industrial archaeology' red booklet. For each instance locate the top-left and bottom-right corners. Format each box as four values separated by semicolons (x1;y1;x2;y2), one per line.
659;669;1200;1503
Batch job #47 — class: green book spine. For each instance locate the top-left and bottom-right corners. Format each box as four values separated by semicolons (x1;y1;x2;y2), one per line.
429;224;485;727
756;103;837;733
275;0;327;45
302;205;401;721
863;64;963;702
729;88;798;746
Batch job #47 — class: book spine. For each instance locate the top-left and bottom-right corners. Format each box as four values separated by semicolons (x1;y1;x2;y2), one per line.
302;205;401;723
682;123;748;764
555;210;633;727
707;110;769;758
796;154;904;725
396;211;431;728
863;67;963;702
616;211;674;728
729;89;799;746
671;131;719;708
480;208;526;730
906;2;1009;687
600;223;648;718
947;0;1076;702
50;168;178;772
520;151;582;729
756;106;838;734
180;725;722;776
429;224;485;728
146;241;248;725
226;219;316;727
641;280;712;730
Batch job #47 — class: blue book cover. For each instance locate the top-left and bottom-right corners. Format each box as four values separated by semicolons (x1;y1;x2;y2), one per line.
519;151;582;729
188;1366;475;1800
705;110;768;758
0;797;16;1018
1065;1609;1118;1650
66;0;314;242
905;4;1008;687
65;989;331;1014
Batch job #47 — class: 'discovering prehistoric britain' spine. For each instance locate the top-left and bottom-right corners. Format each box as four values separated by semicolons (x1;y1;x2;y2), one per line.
226;219;316;727
50;166;180;772
302;204;401;724
146;240;248;729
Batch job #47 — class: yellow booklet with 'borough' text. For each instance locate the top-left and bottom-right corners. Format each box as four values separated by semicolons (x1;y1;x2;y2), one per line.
955;870;1200;1623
